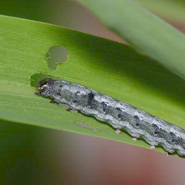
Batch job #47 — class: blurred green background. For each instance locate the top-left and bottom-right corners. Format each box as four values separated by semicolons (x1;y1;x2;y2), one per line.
1;0;185;185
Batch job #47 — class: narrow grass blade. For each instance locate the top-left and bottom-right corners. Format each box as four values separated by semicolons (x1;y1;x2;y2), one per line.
76;0;185;81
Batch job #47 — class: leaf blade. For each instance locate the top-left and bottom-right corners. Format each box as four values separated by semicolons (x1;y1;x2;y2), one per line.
1;15;185;155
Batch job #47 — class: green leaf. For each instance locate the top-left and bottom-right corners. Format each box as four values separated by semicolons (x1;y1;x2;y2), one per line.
1;15;185;156
76;0;185;82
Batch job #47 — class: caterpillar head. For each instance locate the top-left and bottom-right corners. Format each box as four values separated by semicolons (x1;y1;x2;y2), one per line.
36;78;55;97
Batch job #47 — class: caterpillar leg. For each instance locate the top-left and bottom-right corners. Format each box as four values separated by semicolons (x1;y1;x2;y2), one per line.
115;129;121;134
59;103;70;110
132;138;137;141
67;107;79;113
150;145;156;150
60;105;79;113
50;99;58;104
35;92;42;96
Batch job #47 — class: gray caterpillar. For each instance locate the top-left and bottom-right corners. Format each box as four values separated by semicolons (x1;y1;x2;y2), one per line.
36;78;185;156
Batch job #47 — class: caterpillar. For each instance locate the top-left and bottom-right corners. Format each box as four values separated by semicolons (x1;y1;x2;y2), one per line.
36;78;185;156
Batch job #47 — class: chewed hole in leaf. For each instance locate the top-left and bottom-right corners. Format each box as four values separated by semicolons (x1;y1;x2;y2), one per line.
29;72;59;88
30;73;50;87
45;46;68;70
